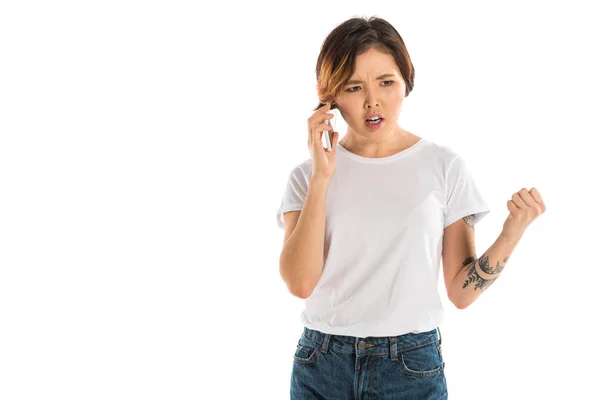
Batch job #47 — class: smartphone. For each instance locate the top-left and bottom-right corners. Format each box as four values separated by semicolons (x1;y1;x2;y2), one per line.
322;108;336;151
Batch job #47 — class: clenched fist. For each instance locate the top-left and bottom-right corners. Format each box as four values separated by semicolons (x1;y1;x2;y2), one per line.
503;187;546;239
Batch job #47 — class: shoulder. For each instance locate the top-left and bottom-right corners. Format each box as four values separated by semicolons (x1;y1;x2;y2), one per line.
286;158;312;185
293;158;312;175
420;138;461;166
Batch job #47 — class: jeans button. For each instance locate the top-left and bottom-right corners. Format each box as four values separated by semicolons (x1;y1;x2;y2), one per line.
358;341;367;350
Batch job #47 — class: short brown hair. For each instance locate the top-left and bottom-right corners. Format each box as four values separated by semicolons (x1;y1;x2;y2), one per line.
313;16;415;112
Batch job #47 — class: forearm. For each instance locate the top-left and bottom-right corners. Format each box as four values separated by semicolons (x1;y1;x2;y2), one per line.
450;230;523;309
279;177;330;299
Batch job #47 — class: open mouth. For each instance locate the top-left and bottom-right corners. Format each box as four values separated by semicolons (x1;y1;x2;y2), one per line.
365;117;385;129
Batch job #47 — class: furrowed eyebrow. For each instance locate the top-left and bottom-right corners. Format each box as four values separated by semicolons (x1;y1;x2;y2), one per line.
345;73;396;85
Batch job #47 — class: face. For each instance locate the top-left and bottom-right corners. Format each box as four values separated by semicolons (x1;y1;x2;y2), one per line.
333;47;406;142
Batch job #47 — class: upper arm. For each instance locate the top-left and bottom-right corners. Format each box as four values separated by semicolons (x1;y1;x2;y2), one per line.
442;214;477;298
282;210;301;249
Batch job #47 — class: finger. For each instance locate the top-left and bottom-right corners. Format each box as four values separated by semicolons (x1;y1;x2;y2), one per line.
313;121;333;140
330;131;339;152
529;187;546;212
312;102;330;118
314;123;333;149
308;102;333;143
311;102;331;121
307;116;333;146
320;121;334;130
309;112;334;130
511;191;528;209
517;188;539;210
308;116;329;143
507;199;518;214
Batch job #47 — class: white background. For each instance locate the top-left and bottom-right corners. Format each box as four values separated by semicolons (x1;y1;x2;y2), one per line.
1;1;598;399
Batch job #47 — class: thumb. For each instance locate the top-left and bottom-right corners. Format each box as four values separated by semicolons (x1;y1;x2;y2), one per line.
332;131;339;148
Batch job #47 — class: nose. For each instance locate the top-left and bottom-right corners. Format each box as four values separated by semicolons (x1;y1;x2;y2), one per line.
365;91;379;109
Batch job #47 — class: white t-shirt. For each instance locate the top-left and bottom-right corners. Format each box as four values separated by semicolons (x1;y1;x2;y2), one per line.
276;137;490;337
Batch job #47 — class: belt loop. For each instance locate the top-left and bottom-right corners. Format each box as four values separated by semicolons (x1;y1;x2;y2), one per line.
320;333;331;353
437;327;442;345
389;336;398;361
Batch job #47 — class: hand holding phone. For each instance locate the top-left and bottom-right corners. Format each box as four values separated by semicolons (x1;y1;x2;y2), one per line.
308;102;339;182
322;108;336;151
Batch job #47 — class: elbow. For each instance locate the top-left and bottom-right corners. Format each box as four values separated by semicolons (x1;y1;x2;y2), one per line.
289;278;314;299
294;288;311;299
449;292;469;310
287;282;311;299
280;261;312;299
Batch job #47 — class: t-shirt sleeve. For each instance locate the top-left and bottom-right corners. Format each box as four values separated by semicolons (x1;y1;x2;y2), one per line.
444;154;491;228
276;165;309;230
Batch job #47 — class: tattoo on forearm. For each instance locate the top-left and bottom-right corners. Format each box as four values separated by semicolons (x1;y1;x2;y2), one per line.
462;255;510;291
462;256;476;267
462;214;475;228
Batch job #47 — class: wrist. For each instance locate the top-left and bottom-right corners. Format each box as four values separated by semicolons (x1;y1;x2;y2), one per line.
309;176;331;187
499;229;524;245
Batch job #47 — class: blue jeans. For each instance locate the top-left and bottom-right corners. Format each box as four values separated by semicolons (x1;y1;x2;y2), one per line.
290;326;447;399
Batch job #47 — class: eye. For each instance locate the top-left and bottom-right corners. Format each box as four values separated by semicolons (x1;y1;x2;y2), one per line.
345;80;394;93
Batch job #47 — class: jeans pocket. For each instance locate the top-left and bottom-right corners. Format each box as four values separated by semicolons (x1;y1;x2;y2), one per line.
293;332;321;365
400;340;444;378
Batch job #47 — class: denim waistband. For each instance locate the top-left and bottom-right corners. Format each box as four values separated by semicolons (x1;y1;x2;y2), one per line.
302;326;442;361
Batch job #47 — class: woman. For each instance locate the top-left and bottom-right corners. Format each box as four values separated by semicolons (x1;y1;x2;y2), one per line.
277;16;545;400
